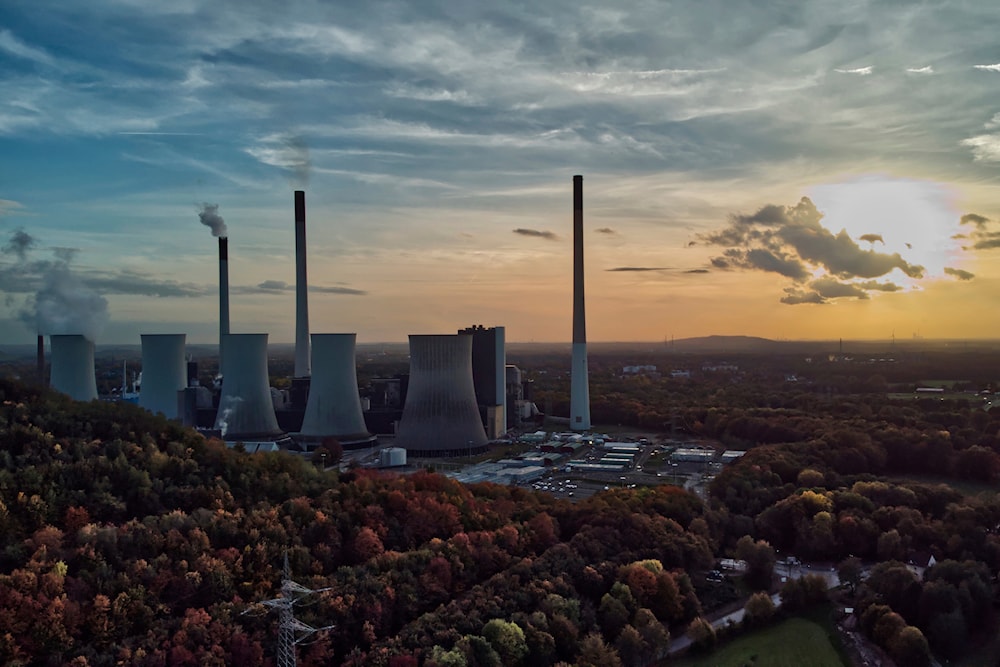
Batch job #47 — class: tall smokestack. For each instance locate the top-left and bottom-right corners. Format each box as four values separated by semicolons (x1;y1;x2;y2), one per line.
570;175;591;431
219;236;230;370
294;190;310;378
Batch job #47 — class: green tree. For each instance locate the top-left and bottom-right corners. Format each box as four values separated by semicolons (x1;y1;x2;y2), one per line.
742;591;775;628
481;619;527;666
686;617;716;653
888;626;931;667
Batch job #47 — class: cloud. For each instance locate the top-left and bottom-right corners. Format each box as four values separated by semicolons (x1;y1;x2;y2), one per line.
606;266;667;272
701;196;926;303
0;29;56;67
961;134;1000;161
905;66;933;74
684;268;709;274
957;212;1000;249
245;133;311;186
311;285;367;295
0;199;24;218
84;271;210;297
834;66;873;76
780;288;825;305
944;267;974;281
973;64;1000;72
961;213;989;227
234;280;366;295
2;229;35;260
595;227;617;235
513;228;558;240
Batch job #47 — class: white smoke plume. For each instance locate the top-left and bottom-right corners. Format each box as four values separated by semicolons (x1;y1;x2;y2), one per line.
198;203;227;237
17;245;109;342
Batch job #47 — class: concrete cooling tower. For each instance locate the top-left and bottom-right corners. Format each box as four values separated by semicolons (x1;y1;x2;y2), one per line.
213;333;283;440
138;334;186;419
395;334;488;457
49;335;98;402
298;334;374;447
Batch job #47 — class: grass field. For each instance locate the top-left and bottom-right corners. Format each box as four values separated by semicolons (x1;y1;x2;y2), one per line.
670;615;848;667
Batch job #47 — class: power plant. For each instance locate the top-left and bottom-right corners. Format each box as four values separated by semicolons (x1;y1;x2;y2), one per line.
570;175;592;431
49;334;98;402
36;178;594;456
138;334;187;419
395;334;489;457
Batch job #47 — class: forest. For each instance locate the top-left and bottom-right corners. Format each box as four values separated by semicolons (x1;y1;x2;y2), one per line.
2;343;1000;665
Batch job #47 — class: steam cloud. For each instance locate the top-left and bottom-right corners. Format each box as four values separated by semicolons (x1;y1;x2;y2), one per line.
198;203;227;237
698;196;924;305
2;232;110;341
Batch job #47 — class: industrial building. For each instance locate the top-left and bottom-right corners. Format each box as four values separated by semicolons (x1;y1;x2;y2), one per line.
459;325;506;439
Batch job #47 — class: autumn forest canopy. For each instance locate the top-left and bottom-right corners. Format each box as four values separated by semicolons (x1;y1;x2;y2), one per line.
2;348;1000;665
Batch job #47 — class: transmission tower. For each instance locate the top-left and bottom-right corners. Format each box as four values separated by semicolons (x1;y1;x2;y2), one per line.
248;552;334;667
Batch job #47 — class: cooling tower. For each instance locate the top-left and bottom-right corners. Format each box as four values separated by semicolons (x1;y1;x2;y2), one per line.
395;334;488;457
294;191;310;378
570;175;592;431
219;237;230;369
213;333;283;440
138;334;186;419
298;334;373;445
49;335;97;401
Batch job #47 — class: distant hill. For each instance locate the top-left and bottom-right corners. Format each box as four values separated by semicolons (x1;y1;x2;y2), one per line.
670;335;781;353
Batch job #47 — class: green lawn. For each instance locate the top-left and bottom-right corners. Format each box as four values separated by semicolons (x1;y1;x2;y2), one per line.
671;615;847;667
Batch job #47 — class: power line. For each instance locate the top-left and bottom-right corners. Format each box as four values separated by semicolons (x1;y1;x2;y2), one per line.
243;552;334;667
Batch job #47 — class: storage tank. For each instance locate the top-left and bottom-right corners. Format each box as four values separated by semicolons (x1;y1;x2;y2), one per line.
138;334;186;419
379;447;407;467
213;333;283;439
298;333;373;445
395;334;488;457
49;335;98;401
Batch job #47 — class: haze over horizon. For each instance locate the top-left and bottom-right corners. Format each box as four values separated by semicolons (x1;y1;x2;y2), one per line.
2;1;1000;345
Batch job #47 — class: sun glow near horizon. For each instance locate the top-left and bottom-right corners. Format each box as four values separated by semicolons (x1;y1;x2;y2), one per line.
807;175;966;284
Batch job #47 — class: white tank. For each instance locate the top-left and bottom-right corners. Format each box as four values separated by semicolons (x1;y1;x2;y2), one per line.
138;334;186;419
395;334;488;457
299;333;371;442
49;335;98;401
213;333;282;439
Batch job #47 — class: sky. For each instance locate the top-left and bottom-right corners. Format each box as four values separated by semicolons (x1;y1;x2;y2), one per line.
2;0;1000;345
